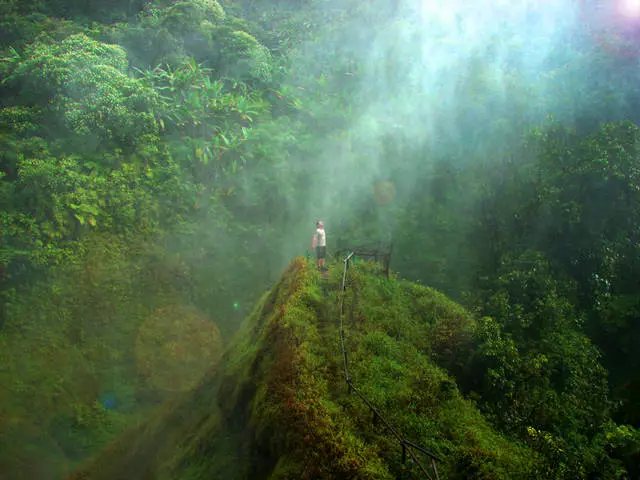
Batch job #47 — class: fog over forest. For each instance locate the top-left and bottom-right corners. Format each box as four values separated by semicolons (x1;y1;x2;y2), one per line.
1;0;640;478
265;0;640;263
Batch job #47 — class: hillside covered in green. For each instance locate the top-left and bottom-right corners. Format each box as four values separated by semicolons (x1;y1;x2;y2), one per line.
1;0;640;478
69;258;541;479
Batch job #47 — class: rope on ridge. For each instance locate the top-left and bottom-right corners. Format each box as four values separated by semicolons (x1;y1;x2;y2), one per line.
337;252;442;480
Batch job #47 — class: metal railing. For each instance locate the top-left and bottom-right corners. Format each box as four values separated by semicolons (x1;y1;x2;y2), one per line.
337;252;442;480
336;242;393;277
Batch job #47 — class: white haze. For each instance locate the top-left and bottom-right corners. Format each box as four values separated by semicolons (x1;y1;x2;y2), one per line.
272;0;640;260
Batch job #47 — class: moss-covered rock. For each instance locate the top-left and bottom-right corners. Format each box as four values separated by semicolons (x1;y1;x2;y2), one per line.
68;257;541;479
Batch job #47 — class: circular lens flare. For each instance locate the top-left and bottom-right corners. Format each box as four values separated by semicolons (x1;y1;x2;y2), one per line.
135;305;223;392
372;180;397;206
620;0;640;17
580;0;640;57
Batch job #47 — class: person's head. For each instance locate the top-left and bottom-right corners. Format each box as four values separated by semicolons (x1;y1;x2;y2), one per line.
316;220;324;229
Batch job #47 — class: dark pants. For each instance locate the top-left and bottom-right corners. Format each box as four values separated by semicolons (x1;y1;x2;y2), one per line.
316;246;326;260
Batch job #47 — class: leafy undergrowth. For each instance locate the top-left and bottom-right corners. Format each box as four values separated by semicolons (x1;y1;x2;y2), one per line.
69;257;540;479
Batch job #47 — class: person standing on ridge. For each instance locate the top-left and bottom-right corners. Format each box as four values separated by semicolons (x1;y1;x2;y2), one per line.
312;220;326;271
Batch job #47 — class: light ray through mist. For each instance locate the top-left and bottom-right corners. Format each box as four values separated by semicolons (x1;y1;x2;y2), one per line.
284;0;640;254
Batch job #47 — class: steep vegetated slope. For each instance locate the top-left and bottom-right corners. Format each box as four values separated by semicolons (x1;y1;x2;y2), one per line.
2;0;640;478
70;258;540;479
0;0;293;473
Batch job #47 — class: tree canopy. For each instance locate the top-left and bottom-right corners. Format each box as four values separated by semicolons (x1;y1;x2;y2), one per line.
1;0;639;478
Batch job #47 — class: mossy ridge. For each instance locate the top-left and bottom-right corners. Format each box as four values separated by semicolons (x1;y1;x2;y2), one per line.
67;257;389;479
234;256;392;479
69;256;541;479
321;261;541;479
233;257;540;478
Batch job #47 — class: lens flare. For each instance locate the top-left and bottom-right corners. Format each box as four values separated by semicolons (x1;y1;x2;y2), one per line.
100;393;117;410
580;0;640;57
620;0;640;17
135;305;223;392
372;180;397;206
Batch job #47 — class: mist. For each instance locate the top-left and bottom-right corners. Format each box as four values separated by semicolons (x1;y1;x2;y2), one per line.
261;0;640;268
3;0;640;476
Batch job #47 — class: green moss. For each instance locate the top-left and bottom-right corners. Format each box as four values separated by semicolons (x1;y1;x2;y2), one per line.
326;260;540;478
70;256;541;479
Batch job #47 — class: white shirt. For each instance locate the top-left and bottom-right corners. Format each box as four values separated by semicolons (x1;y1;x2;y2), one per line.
315;228;326;247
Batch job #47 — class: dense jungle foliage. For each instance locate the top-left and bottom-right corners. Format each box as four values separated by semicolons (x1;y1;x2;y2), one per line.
1;0;640;478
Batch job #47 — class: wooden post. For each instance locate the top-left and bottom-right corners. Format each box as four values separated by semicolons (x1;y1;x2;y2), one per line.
385;243;393;278
432;458;440;480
